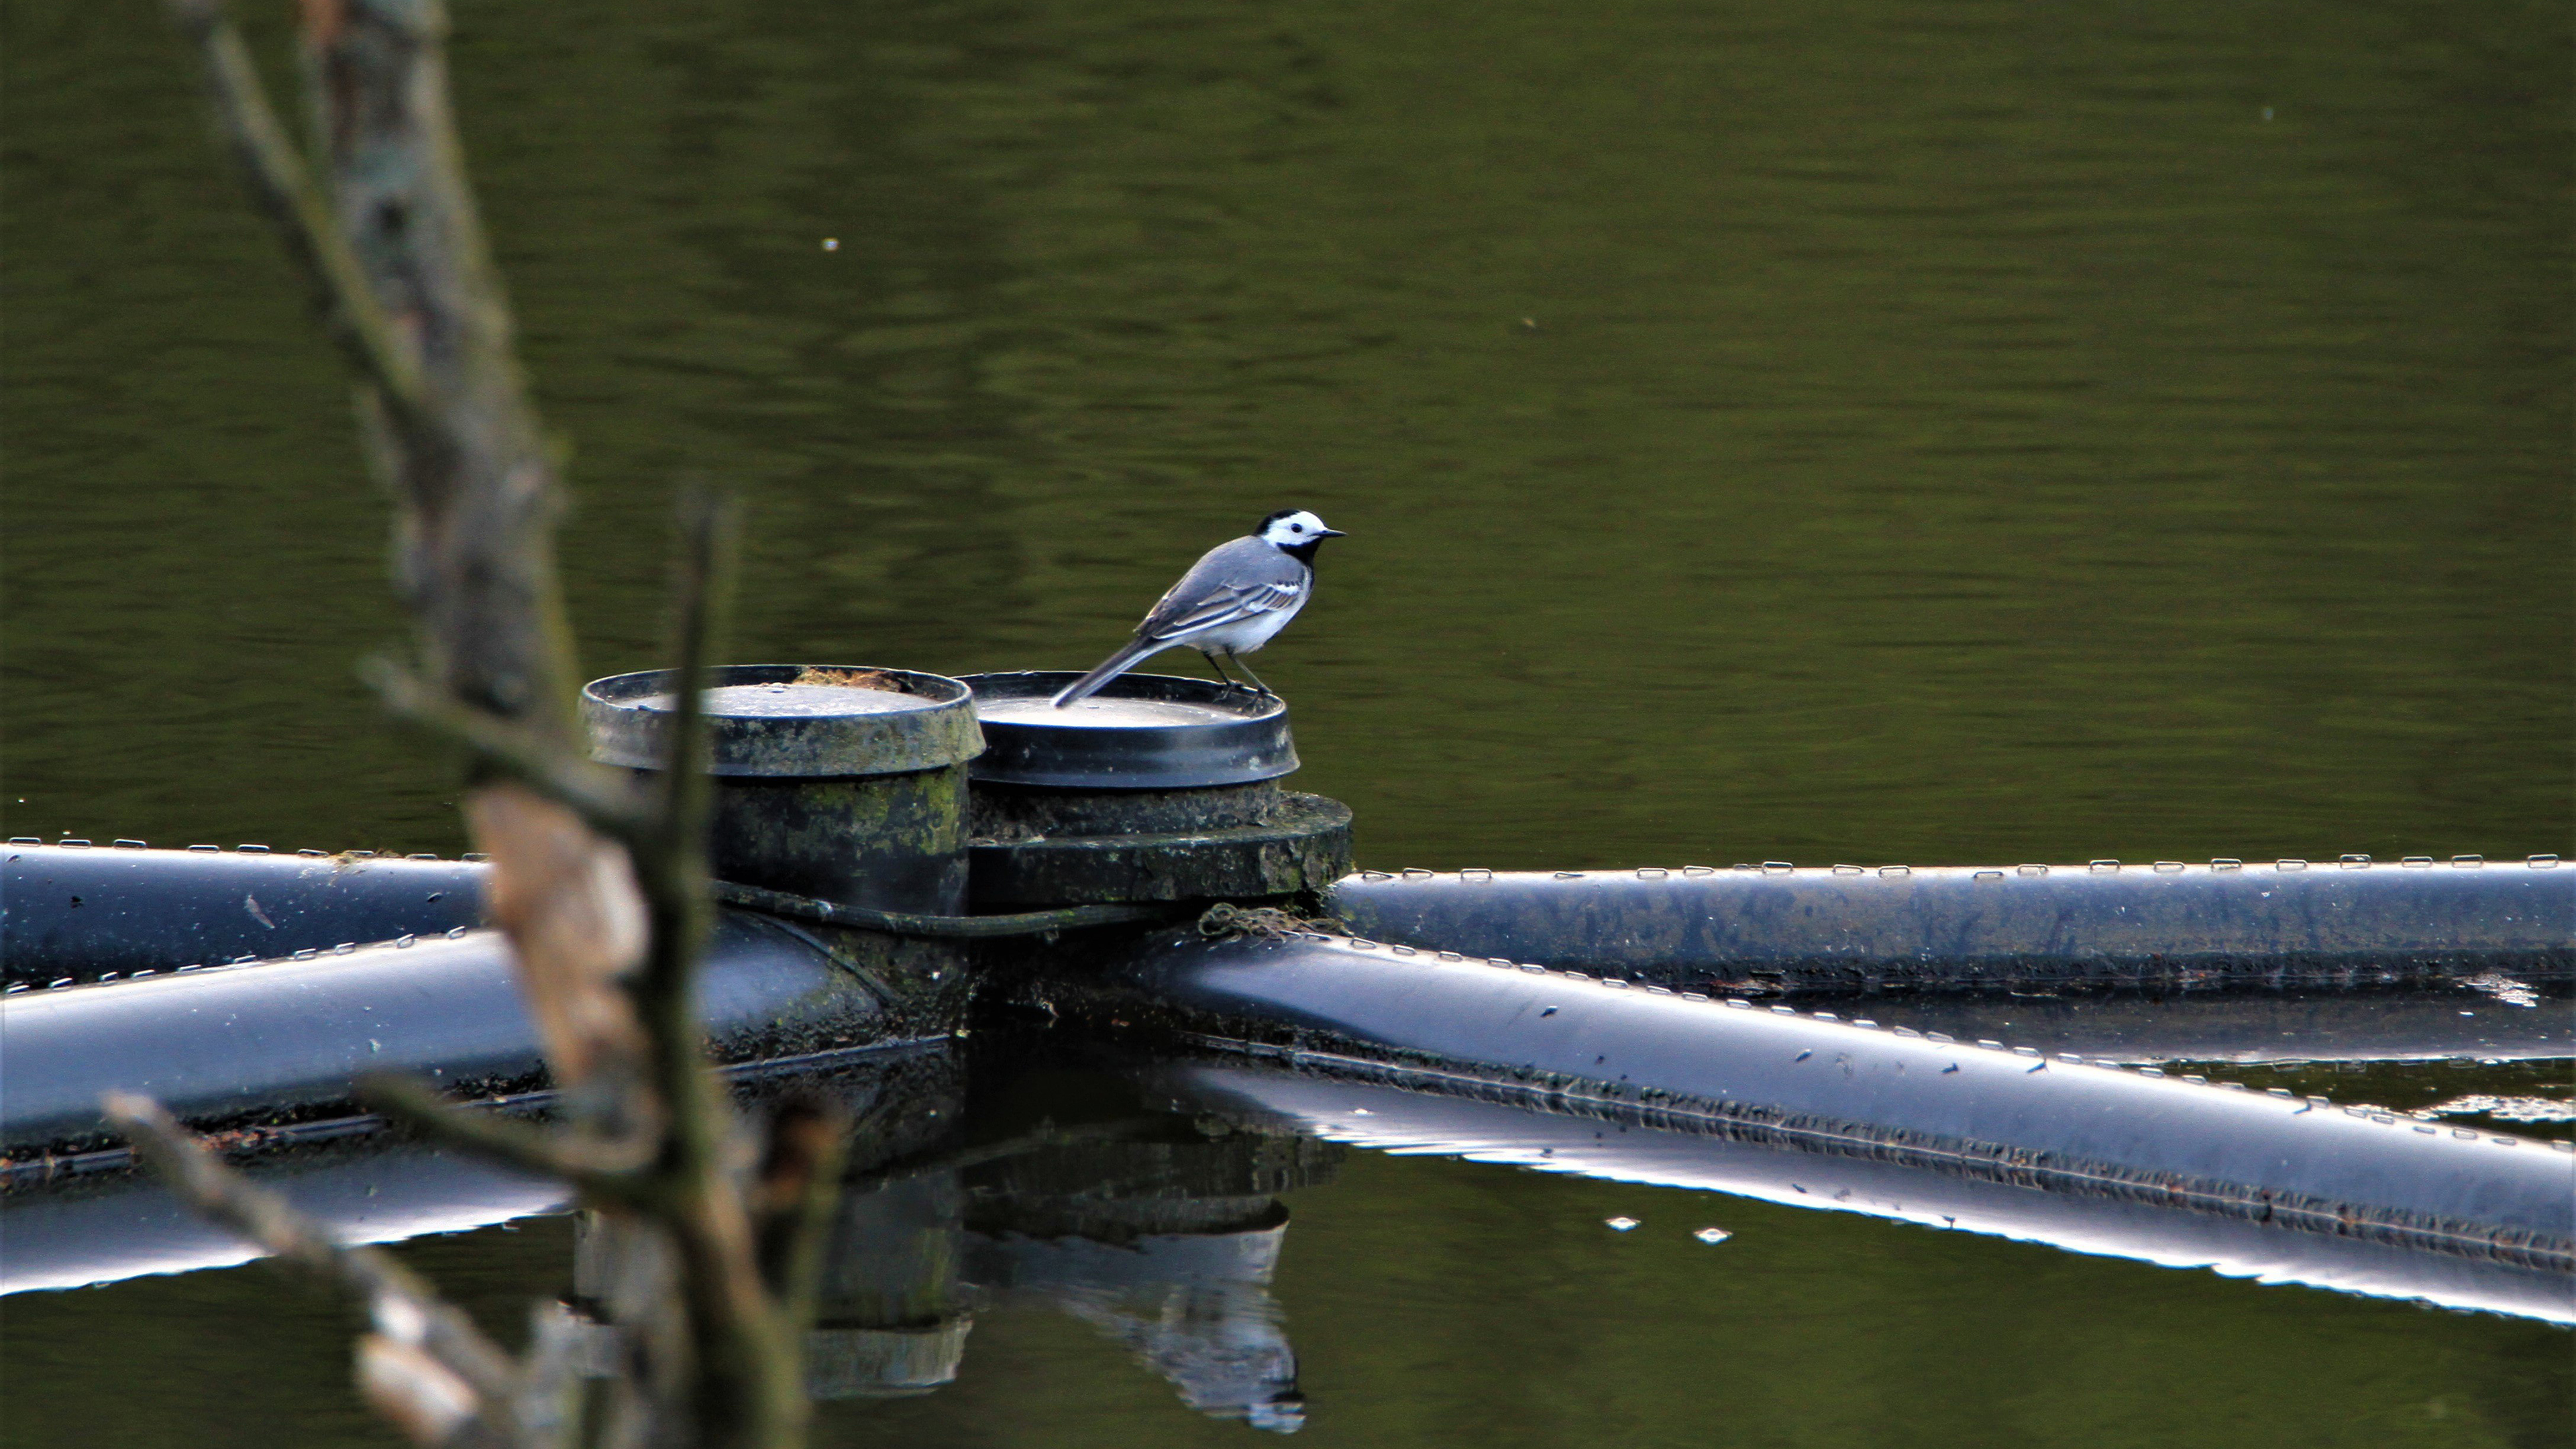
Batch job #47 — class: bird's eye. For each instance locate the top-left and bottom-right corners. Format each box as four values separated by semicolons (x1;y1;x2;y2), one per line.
1291;524;1305;533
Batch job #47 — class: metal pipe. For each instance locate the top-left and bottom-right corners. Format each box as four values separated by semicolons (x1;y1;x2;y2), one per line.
2;843;486;986
1;912;898;1157
1328;861;2575;993
1066;932;2575;1269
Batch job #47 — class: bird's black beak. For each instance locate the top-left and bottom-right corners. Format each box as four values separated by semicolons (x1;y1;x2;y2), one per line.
1318;528;1348;538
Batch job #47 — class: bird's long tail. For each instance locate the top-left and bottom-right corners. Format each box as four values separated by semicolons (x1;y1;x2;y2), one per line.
1052;637;1167;707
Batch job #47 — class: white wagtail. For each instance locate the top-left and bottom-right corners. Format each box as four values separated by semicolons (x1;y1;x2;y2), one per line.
1052;509;1347;707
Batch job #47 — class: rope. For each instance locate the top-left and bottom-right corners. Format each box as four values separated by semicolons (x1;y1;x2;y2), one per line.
712;880;1175;938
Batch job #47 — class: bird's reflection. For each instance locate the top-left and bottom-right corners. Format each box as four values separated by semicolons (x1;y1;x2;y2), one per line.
953;1126;1334;1432
660;1055;1340;1430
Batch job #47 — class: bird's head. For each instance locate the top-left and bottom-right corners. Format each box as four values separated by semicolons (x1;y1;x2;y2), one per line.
1258;508;1346;549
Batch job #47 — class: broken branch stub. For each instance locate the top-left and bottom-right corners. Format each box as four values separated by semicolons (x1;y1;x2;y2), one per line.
466;784;657;1119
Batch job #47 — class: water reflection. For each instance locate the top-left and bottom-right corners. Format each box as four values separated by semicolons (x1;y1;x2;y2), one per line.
804;1173;974;1399
958;1133;1326;1432
10;1038;2564;1351
851;1086;1337;1428
969;1227;1303;1431
0;1134;565;1296
577;1053;1336;1427
1148;1057;2573;1325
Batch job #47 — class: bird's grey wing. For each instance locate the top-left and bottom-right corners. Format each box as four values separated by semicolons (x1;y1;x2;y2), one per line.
1134;537;1305;641
1143;578;1306;641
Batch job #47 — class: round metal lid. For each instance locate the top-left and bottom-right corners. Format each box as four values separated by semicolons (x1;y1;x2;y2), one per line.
961;672;1300;790
584;665;983;777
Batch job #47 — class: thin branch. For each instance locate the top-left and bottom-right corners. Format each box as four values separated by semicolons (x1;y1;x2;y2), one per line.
366;657;657;839
360;1075;657;1201
625;495;814;1444
749;1099;850;1333
638;489;735;879
629;492;733;1113
165;0;431;432
105;1092;520;1404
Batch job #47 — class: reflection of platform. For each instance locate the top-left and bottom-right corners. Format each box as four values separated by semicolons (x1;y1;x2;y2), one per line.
806;1321;973;1401
790;1095;1334;1426
1159;1059;2576;1324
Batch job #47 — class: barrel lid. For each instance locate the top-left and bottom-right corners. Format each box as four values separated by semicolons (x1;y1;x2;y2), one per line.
583;665;982;777
961;672;1299;790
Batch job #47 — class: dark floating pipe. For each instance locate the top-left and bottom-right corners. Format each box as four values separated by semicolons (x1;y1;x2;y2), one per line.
0;913;914;1160
21;848;2559;996
1;842;486;987
1329;861;2575;994
1059;931;2575;1271
7;845;2567;1159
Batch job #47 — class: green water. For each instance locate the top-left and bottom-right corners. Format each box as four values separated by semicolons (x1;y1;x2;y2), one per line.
3;0;2570;1444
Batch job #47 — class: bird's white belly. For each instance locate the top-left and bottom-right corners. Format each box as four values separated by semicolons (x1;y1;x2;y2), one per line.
1185;595;1304;653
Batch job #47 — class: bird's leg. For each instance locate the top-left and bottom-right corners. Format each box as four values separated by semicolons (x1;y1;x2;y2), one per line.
1200;649;1242;691
1228;652;1276;700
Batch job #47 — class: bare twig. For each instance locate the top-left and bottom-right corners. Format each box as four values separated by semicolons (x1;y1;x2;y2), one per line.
105;1093;530;1444
361;1075;656;1195
364;657;658;838
625;496;815;1444
165;0;432;431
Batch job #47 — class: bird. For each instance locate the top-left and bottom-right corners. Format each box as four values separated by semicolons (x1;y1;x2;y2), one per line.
1053;508;1347;707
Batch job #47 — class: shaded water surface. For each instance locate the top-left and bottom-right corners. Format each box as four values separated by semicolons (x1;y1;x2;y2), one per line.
3;0;2570;1444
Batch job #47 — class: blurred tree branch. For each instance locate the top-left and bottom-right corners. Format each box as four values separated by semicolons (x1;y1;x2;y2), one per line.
128;4;842;1446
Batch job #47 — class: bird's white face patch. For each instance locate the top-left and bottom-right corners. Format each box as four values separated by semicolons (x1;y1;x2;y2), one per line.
1260;510;1333;545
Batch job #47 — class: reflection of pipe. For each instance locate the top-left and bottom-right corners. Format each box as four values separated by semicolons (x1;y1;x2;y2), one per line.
1082;934;2575;1268
1328;863;2575;992
1809;987;2573;1064
1;914;898;1155
4;1042;958;1299
0;1139;564;1295
1163;1061;2576;1324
